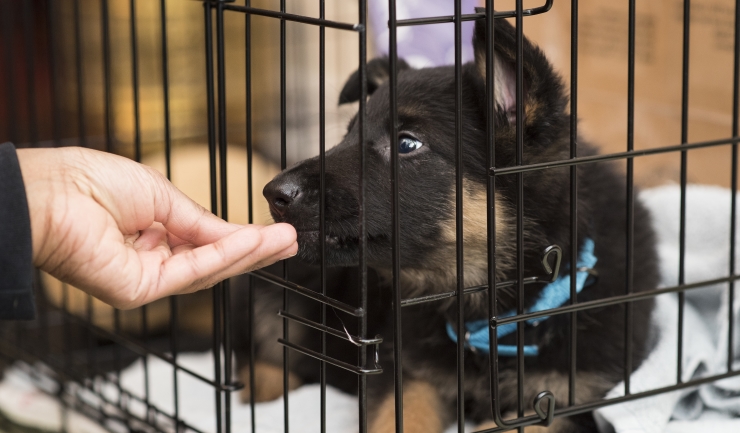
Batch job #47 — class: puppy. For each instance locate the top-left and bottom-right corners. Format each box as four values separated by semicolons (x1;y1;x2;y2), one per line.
238;13;659;433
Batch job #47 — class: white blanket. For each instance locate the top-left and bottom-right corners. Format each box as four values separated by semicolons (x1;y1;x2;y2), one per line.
1;184;738;432
595;185;740;433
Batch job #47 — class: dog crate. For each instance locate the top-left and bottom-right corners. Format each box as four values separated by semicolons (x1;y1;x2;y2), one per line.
1;1;740;433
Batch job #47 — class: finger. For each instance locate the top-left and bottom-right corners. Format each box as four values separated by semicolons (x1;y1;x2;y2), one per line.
150;171;251;246
209;234;298;280
167;238;296;280
133;223;170;252
144;223;297;302
247;242;298;271
205;224;298;279
166;223;266;249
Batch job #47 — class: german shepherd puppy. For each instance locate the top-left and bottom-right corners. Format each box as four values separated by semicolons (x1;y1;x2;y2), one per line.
235;14;659;433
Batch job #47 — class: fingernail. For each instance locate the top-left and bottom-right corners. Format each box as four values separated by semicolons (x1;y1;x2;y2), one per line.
281;249;298;260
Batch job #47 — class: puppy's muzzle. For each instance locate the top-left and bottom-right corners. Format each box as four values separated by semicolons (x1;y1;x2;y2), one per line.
263;174;304;220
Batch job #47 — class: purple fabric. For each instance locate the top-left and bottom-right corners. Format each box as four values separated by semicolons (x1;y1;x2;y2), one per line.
369;1;477;68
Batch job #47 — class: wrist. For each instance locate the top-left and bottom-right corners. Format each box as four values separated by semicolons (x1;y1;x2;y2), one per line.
15;148;87;268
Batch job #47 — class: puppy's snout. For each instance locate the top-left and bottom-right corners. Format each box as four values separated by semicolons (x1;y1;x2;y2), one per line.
263;177;303;219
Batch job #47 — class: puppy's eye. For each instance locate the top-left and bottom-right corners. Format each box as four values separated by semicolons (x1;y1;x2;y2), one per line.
399;136;423;154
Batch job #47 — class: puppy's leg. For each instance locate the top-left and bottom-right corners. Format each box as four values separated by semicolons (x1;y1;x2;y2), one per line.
369;380;449;433
239;361;303;403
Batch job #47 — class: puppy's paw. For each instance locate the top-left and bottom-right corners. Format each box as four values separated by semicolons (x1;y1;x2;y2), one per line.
239;361;302;403
369;381;446;433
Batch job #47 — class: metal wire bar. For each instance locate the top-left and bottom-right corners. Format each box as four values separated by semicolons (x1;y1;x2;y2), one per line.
113;309;123;409
101;0;113;153
215;1;233;431
395;1;552;27
35;276;51;368
128;0;151;419
73;0;85;148
357;1;369;431
280;1;290;430
157;0;180;426
222;4;361;31
453;0;465;431
47;0;60;148
479;5;497;416
388;0;403;431
568;0;579;407
250;270;363;316
203;4;225;432
624;0;637;396
22;0;37;147
160;0;172;180
515;1;525;425
490;136;740;176
485;1;510;426
278;310;381;346
319;0;328;430
402;272;558;306
396;12;484;27
73;0;94;409
129;0;141;160
678;0;691;385
86;290;95;388
244;0;257;430
730;0;740;374
496;274;740;326
278;339;383;376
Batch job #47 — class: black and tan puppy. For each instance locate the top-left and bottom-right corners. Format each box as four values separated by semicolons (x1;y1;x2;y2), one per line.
237;14;659;433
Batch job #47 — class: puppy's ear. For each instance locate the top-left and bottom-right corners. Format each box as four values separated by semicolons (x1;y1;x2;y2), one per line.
338;57;411;105
473;8;566;126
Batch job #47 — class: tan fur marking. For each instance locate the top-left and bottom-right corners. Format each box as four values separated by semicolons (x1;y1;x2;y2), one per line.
525;98;544;125
438;179;514;286
388;179;515;299
370;381;446;433
475;50;486;79
239;361;302;403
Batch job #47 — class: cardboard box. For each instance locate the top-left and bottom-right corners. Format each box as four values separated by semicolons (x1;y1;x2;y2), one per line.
521;0;739;188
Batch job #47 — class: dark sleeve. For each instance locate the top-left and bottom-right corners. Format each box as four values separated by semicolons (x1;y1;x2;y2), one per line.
0;142;36;320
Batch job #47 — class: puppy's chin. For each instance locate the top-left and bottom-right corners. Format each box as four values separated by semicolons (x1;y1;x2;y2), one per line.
295;231;361;267
294;231;396;268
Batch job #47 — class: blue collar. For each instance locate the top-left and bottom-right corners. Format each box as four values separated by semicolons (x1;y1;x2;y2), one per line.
446;238;597;357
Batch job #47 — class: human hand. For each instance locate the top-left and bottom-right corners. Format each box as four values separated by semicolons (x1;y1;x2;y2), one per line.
16;146;297;310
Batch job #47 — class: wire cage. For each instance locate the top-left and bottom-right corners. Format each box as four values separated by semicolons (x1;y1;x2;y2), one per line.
1;0;740;433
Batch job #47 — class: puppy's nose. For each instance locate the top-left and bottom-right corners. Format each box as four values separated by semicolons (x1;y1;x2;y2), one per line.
263;178;302;219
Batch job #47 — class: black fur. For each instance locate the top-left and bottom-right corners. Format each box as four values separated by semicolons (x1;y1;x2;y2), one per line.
338;57;410;105
238;14;658;433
